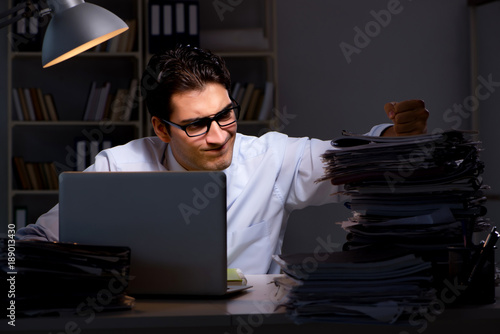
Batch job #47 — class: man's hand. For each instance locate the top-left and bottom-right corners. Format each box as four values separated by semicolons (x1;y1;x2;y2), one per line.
382;99;429;136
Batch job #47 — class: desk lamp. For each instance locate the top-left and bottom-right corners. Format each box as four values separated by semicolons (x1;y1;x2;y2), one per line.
0;0;129;68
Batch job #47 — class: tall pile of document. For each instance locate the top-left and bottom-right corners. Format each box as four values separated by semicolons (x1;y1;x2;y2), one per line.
273;130;491;324
1;239;134;317
318;129;489;252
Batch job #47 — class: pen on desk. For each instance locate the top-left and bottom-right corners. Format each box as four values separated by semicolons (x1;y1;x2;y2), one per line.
467;226;499;285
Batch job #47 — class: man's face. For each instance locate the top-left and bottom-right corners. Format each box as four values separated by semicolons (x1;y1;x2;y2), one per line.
160;83;237;171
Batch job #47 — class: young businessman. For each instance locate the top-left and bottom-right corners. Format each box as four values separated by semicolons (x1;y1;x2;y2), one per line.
16;45;429;274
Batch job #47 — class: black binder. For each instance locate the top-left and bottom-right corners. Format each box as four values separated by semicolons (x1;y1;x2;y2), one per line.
148;0;199;54
1;239;134;317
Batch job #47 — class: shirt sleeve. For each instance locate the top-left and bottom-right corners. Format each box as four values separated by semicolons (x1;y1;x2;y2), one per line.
367;123;393;136
15;204;59;241
283;123;393;211
283;137;340;211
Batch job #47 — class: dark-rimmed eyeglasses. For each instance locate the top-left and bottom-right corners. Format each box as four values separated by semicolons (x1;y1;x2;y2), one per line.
161;98;240;137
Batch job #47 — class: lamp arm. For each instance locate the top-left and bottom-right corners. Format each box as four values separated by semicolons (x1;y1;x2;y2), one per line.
0;1;39;30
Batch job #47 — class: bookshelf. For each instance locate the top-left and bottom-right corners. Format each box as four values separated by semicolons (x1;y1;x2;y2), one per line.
7;0;144;227
6;0;278;227
200;0;279;136
144;0;279;136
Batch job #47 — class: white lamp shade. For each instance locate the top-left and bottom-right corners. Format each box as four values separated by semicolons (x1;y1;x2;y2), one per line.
42;2;128;68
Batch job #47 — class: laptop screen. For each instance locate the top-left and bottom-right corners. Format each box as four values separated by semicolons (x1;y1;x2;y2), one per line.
58;171;228;296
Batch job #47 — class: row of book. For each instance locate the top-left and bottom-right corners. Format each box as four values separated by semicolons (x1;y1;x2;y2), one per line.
148;0;200;54
12;87;58;121
83;79;138;122
74;139;113;171
12;157;59;191
232;81;274;121
12;138;113;191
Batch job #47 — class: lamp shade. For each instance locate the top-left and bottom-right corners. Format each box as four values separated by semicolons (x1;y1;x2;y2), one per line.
42;1;128;68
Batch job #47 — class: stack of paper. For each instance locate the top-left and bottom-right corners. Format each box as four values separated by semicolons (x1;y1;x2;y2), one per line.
274;130;492;325
318;129;491;251
272;247;436;324
0;239;134;317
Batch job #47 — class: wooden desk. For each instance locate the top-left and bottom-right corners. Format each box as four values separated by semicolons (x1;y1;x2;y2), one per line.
2;275;500;334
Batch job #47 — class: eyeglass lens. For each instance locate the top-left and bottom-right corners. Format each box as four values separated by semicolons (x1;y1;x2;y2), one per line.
186;107;237;136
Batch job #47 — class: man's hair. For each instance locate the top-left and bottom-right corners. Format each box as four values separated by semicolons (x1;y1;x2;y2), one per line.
141;45;232;120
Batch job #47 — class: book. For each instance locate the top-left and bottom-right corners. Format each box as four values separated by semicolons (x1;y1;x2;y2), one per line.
35;88;50;121
235;83;246;105
122;78;138;121
37;162;51;189
14;207;28;229
110;89;129;121
227;268;247;286
244;88;263;120
16;88;30;121
44;94;59;121
102;140;112;150
186;1;200;47
239;83;255;120
94;82;112;121
23;88;36;121
29;88;43;120
25;162;42;190
75;140;88;171
12;156;31;190
231;82;242;101
11;88;24;121
83;81;98;121
258;82;274;121
46;162;59;190
89;140;100;165
102;93;115;120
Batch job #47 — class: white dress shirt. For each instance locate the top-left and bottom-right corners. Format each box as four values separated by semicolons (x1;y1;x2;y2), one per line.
16;125;390;274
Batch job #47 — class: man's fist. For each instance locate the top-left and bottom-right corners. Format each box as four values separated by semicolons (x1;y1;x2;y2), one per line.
383;99;429;136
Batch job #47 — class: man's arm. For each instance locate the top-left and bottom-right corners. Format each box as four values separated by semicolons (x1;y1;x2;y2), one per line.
381;99;429;136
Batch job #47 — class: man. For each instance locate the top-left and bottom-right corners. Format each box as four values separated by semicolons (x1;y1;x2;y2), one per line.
16;45;429;274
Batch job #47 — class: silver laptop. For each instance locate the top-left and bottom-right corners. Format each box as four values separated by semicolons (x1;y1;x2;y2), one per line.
58;171;250;296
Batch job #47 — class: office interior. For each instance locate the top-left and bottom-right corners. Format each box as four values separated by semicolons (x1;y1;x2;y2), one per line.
1;0;499;260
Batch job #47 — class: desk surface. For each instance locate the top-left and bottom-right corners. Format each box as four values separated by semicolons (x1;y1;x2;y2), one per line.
3;275;500;334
